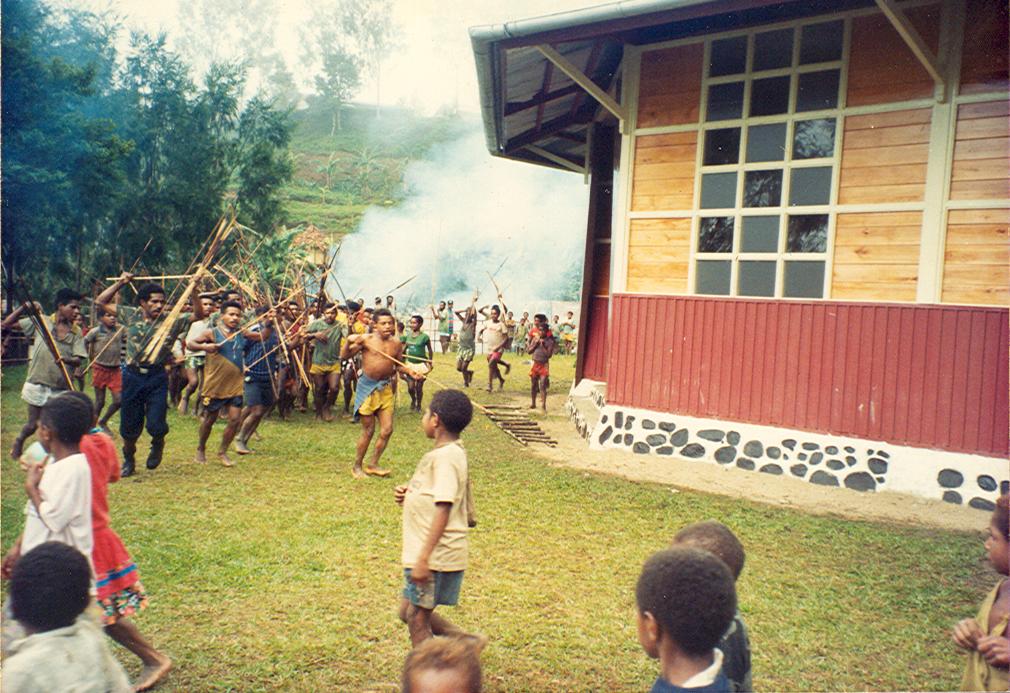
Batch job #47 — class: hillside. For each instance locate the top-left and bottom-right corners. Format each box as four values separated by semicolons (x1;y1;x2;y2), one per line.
279;101;472;240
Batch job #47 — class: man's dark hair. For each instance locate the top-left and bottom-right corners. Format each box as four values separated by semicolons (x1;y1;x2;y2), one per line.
411;314;424;326
534;313;547;322
54;288;83;307
63;391;98;428
386;295;394;302
40;392;93;445
364;307;374;315
428;390;473;434
491;305;500;313
373;307;393;321
255;306;270;316
223;289;241;301
220;300;243;314
636;547;736;656
402;636;482;693
11;542;92;632
672;520;746;580
137;283;166;304
374;296;382;304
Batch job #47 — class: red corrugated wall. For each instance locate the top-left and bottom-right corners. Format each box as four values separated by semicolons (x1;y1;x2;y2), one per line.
606;294;1009;457
581;297;610;381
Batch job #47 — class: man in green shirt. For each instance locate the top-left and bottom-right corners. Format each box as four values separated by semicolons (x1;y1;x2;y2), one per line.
304;303;345;421
96;272;207;476
1;288;86;459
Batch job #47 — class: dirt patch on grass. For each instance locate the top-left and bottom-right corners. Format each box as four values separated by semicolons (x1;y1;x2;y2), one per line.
507;397;988;533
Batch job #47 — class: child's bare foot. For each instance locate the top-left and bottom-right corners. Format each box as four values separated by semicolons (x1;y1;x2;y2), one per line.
352;466;366;479
194;450;207;464
134;654;172;691
219;452;235;467
235;439;253;455
252;430;262;441
364;465;391;477
322;411;334;422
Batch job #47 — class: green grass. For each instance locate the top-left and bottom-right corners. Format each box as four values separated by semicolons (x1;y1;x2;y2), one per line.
0;355;993;691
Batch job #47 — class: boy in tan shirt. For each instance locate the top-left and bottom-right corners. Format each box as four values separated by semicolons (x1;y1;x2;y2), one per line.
395;390;484;648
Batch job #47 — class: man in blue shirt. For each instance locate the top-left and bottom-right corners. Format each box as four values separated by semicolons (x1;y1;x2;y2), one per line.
235;307;279;455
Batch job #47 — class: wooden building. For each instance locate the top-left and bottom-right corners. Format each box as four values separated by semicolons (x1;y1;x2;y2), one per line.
471;0;1008;508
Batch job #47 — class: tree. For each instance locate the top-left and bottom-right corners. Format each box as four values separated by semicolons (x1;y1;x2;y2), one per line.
339;0;397;117
315;45;361;134
235;96;294;233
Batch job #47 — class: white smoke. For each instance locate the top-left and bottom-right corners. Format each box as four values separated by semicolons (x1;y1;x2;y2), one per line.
328;122;588;318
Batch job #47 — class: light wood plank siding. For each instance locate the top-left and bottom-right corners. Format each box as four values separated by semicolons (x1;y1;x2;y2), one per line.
626;218;691;293
637;44;703;128
846;6;940;107
959;0;1009;95
838;109;931;204
950;100;1010;201
832;212;922;301
631;131;697;211
942;209;1010;305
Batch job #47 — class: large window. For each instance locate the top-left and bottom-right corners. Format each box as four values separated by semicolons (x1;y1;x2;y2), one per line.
693;20;845;298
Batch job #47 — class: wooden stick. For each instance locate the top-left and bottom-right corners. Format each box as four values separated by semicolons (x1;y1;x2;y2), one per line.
81;326;125;374
16;281;75;390
104;273;196;281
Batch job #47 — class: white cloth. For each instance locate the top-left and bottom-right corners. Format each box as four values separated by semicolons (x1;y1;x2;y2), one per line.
21;453;93;562
482;320;509;352
402;441;470;571
19;381;57;408
2;617;131;693
682;648;725;688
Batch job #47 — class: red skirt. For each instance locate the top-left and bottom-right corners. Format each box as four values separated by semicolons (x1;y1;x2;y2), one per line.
93;527;147;624
92;364;122;393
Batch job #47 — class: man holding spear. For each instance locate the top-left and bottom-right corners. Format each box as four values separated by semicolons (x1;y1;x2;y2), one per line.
96;273;208;476
1;289;87;459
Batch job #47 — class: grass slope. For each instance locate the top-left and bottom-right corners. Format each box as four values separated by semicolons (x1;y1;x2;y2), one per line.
0;355;993;691
280;104;469;239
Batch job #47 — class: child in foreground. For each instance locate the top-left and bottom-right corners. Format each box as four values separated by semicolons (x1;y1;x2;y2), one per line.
66;391;173;691
3;541;132;693
672;521;752;692
395;389;484;648
636;546;737;692
953;493;1009;691
401;635;482;693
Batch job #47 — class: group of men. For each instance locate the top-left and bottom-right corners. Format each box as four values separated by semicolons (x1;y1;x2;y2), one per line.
3;274;566;479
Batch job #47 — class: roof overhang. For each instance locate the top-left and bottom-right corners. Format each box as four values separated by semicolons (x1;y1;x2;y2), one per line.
469;0;876;172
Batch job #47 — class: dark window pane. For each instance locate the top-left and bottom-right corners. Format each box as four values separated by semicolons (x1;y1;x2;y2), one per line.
754;28;793;71
739;261;777;296
796;70;839;111
696;260;732;295
793;119;836;159
743;170;783;207
784;261;825;297
787;214;828;252
704;128;741;165
707;82;744;121
750;76;791;116
698;217;734;252
800;21;843;64
741;216;779;252
701;173;737;208
789;167;832;206
710;36;747;76
746;123;787;162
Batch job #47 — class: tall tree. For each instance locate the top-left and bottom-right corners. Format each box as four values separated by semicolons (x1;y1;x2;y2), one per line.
302;5;362;135
339;0;397;117
235;96;294;232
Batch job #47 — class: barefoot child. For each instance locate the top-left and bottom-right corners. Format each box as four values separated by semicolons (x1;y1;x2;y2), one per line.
188;301;247;466
394;390;483;647
343;309;421;478
953;493;1009;691
401;314;434;412
84;307;123;433
454;295;478;388
636;546;737;692
66;391;173;691
526;314;556;412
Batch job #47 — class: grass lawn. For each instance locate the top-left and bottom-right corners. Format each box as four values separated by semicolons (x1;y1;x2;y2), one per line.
0;353;993;691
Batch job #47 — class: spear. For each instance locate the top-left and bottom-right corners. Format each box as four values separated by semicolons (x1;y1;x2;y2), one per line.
81;325;125;374
384;274;416;296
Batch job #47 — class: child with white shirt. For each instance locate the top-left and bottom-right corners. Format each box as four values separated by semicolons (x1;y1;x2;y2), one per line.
2;392;94;578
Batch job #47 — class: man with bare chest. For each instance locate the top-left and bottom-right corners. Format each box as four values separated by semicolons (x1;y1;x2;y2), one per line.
341;309;424;479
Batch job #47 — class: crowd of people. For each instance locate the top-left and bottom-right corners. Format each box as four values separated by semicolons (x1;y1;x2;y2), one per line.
2;279;1006;693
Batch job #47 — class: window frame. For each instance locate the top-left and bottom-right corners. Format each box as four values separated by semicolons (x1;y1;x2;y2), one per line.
688;17;851;299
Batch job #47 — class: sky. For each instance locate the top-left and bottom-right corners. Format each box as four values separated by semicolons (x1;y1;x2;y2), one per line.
53;0;601;114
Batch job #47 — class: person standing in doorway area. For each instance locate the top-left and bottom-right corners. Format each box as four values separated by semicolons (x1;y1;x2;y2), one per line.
96;273;207;477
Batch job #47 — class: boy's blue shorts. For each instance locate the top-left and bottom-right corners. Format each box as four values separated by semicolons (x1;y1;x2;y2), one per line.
402;568;464;610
